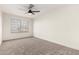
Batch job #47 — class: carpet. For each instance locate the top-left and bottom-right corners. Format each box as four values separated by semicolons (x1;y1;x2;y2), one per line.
0;37;79;55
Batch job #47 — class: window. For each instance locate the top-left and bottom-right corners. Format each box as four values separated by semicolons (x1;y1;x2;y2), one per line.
11;17;29;33
20;20;29;32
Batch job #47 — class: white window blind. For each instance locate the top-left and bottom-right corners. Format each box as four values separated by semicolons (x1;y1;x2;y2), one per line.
11;17;29;33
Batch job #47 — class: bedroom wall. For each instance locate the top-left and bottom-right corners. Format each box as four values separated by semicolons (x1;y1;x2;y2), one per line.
0;11;2;44
34;5;79;50
2;13;33;40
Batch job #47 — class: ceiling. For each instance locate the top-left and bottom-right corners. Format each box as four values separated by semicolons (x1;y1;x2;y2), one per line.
0;4;65;19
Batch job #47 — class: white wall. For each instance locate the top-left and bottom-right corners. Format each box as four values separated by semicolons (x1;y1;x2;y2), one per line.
34;5;79;50
2;13;33;40
0;11;2;44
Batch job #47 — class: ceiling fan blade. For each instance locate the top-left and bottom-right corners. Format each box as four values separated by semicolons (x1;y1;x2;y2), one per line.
32;11;40;12
29;4;34;9
32;12;35;15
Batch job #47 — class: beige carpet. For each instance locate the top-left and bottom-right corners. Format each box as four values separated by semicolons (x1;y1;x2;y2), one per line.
0;37;79;55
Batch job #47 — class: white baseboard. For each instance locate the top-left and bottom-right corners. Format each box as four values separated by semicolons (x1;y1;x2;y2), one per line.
3;36;34;42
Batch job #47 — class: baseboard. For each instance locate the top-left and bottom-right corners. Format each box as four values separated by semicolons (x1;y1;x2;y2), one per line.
3;36;34;42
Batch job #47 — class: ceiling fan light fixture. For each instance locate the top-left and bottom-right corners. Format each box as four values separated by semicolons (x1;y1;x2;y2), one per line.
28;13;32;16
27;9;32;15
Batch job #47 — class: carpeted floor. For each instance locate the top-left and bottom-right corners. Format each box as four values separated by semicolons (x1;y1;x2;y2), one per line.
0;37;79;55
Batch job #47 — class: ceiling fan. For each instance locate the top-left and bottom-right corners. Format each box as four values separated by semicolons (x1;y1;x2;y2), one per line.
20;4;40;15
